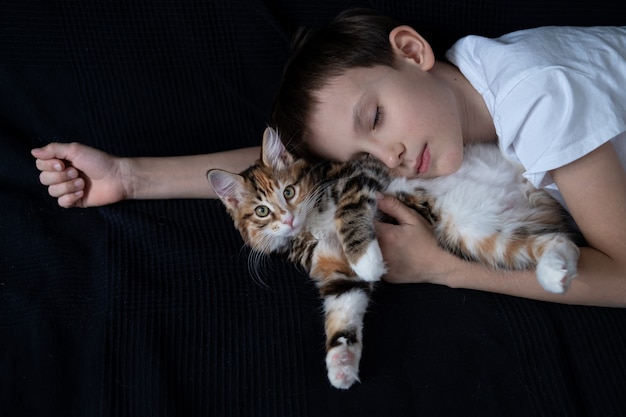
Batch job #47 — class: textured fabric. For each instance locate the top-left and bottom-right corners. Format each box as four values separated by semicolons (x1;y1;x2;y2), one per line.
1;1;626;416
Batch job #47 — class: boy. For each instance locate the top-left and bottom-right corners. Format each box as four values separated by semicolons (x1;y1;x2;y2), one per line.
32;10;626;307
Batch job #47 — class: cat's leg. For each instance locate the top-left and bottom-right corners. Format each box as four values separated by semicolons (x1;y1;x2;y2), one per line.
322;284;371;389
335;184;386;282
535;234;580;293
350;240;386;282
477;232;580;293
342;187;437;282
310;252;372;389
518;186;579;292
452;229;579;293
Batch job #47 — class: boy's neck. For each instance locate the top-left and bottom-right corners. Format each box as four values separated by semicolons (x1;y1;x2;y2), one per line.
433;61;497;145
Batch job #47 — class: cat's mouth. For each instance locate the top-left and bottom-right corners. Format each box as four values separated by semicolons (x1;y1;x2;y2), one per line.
291;217;305;234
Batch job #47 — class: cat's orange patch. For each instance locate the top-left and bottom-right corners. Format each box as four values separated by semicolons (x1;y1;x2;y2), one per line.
525;238;545;263
311;255;355;282
476;234;499;257
502;239;524;267
250;170;276;195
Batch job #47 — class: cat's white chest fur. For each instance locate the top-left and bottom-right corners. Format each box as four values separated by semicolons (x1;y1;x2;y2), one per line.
391;144;532;239
387;144;578;293
306;200;344;255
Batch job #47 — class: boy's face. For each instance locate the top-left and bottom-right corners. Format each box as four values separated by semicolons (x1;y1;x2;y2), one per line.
307;61;465;179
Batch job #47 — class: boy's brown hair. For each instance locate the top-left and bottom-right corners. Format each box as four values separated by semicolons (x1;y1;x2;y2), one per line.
270;9;402;159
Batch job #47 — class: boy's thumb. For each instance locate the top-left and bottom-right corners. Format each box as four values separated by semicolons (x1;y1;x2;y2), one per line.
376;194;420;226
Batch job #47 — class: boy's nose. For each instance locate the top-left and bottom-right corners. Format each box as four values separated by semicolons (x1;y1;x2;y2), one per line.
372;143;404;169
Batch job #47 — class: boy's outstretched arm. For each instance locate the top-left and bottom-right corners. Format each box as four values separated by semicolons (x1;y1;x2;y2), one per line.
32;142;260;208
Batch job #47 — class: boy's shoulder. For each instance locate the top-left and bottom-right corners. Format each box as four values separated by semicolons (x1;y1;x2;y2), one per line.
450;26;625;63
446;25;626;100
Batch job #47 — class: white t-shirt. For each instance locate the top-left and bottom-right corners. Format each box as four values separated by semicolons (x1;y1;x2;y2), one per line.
446;26;626;207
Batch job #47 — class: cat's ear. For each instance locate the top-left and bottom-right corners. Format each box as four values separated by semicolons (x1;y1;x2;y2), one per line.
262;126;295;170
207;169;246;209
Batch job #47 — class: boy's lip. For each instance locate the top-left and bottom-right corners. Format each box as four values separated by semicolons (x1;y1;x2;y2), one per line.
414;145;431;175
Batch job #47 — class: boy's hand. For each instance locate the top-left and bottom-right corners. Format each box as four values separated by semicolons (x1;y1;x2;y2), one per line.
374;194;453;284
32;142;129;208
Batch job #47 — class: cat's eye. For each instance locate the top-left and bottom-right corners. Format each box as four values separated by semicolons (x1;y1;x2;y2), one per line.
255;205;270;217
283;186;296;200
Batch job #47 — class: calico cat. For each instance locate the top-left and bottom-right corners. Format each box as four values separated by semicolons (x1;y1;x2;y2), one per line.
207;127;579;389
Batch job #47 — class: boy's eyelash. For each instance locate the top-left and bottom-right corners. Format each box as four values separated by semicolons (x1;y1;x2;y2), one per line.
373;106;383;128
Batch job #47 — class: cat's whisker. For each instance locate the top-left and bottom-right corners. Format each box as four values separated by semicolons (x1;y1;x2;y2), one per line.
247;249;272;289
237;243;269;287
248;233;280;288
237;243;249;259
307;178;334;203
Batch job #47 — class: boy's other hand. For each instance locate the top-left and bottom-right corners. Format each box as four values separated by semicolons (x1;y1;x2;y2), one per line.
32;142;129;208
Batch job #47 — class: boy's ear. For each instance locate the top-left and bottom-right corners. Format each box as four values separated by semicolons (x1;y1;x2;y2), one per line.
389;25;435;70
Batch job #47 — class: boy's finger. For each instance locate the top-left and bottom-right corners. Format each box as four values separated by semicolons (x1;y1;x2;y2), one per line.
376;194;421;225
31;142;75;161
39;167;79;186
31;144;58;159
35;158;65;172
47;178;84;198
57;190;84;209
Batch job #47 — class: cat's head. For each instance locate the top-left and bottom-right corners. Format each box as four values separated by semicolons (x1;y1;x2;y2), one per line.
208;127;315;254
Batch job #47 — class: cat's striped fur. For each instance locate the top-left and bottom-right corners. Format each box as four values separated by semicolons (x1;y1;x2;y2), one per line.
208;127;579;389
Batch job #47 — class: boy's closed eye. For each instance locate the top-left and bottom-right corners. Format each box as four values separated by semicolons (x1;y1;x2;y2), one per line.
373;106;383;129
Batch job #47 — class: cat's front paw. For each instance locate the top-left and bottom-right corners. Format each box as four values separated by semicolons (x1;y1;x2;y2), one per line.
351;241;386;282
326;336;362;389
536;238;579;294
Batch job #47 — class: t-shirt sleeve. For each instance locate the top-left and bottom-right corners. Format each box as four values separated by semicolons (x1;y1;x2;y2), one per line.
496;67;626;189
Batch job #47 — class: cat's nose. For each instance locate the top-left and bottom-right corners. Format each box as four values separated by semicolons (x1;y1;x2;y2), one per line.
282;213;294;228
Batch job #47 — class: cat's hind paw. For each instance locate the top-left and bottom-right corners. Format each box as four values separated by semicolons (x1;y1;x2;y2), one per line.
326;337;362;389
536;238;579;294
351;241;386;282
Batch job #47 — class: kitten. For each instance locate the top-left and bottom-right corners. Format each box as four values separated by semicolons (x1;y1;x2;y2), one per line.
207;127;579;389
